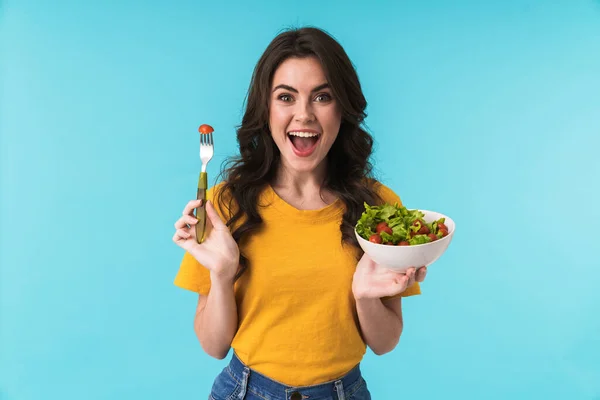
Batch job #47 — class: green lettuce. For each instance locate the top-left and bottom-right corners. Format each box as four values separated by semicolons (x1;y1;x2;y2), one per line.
355;202;447;246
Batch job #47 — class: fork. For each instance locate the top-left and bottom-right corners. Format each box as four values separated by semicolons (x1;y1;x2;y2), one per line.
195;124;214;244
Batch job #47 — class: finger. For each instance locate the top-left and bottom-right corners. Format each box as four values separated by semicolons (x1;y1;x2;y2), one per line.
172;231;187;244
381;269;407;281
361;253;375;264
406;267;417;287
205;201;228;231
375;276;409;298
366;267;400;283
174;215;199;229
365;255;378;269
393;275;410;293
175;229;191;240
416;266;428;282
182;199;203;216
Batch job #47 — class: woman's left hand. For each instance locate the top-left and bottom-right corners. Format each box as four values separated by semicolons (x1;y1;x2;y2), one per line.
352;253;427;299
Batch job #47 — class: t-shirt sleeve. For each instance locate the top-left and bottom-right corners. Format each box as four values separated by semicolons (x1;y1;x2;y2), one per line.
174;250;212;295
173;185;226;295
376;182;422;299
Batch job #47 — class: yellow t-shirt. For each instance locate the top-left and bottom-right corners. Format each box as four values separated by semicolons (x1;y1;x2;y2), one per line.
173;181;420;386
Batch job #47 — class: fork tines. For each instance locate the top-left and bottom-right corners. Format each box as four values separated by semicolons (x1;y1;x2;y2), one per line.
200;132;213;146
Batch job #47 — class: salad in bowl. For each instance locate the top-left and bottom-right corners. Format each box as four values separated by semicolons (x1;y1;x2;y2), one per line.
355;202;455;272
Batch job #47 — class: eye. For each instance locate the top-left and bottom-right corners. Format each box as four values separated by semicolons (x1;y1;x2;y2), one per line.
277;94;293;102
315;93;332;102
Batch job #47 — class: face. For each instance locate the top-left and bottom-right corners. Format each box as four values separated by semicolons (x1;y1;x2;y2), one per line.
269;56;342;176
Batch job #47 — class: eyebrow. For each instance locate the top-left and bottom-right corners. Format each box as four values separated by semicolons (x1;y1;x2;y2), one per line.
272;83;330;93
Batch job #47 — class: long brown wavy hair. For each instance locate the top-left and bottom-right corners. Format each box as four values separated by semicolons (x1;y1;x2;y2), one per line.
215;26;384;279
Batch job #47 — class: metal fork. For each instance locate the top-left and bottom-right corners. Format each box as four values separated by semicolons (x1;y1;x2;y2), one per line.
195;125;214;243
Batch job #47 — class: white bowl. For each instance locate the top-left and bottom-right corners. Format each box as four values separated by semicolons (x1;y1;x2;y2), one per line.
355;210;455;273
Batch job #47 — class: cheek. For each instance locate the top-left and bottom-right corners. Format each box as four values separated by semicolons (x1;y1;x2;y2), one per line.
269;106;290;130
320;109;342;136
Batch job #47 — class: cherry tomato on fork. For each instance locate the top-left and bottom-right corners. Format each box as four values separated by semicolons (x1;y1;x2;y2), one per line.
198;124;214;134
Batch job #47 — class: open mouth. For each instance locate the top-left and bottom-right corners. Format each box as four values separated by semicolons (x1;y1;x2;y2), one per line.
287;131;321;157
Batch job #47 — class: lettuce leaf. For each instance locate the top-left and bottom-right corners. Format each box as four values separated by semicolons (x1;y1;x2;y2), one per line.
355;202;443;246
409;234;432;245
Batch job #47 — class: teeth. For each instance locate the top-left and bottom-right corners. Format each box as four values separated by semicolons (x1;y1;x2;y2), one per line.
288;131;320;138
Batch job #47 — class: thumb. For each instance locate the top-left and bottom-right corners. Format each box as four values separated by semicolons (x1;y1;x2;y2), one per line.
205;200;228;231
360;252;375;265
390;275;409;295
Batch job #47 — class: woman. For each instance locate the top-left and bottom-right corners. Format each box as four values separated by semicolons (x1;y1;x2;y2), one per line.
172;26;427;400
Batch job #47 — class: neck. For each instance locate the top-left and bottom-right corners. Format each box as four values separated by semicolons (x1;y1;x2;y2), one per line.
273;158;326;189
271;160;337;208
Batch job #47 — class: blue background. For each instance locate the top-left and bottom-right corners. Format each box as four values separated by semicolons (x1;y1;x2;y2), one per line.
2;1;599;399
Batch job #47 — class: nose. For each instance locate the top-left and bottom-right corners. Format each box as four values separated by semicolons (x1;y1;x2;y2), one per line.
294;99;315;123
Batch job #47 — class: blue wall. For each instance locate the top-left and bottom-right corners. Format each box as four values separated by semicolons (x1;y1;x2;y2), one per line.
2;1;599;399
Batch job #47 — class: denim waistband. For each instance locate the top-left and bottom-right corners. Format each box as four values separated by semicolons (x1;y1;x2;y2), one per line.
226;352;364;400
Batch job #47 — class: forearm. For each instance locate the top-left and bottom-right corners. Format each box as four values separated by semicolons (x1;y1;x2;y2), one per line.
194;274;238;359
355;298;403;355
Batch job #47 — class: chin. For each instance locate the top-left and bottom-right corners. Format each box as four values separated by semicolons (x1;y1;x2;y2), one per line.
281;155;324;174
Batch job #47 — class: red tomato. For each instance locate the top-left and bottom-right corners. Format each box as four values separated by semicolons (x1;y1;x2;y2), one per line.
438;222;448;231
198;124;214;134
376;222;388;231
376;222;393;235
412;220;429;234
428;233;438;241
369;234;382;244
440;228;449;237
398;241;410;246
384;242;393;245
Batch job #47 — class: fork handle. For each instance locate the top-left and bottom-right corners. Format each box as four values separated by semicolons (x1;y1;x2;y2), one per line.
195;172;207;244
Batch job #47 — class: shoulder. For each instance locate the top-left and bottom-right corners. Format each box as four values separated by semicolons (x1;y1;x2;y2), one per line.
206;181;226;200
365;178;403;207
206;180;264;226
206;181;236;221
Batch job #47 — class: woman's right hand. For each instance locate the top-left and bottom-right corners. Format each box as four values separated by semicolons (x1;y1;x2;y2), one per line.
172;199;240;283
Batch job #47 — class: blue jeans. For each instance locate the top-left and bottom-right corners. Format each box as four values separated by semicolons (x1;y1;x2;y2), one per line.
209;353;372;400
